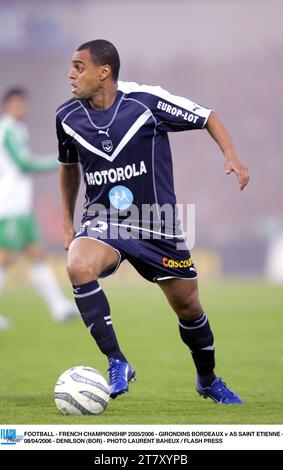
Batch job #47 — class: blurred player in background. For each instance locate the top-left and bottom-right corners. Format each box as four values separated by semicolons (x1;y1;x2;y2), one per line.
0;88;77;329
57;40;249;404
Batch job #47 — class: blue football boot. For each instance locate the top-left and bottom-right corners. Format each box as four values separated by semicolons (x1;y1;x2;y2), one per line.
196;377;243;404
108;358;136;399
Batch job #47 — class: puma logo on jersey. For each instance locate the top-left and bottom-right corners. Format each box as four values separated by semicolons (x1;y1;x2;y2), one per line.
98;128;110;137
192;104;201;112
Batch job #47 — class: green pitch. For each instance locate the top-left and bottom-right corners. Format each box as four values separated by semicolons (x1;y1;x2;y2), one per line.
0;278;282;424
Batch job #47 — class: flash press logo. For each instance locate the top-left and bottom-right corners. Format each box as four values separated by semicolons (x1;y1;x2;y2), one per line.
0;428;24;445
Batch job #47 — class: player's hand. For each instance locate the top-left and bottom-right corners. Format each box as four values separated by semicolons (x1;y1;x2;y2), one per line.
224;157;249;191
64;228;75;251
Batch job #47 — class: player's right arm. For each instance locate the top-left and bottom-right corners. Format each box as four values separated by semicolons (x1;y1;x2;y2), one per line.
59;164;81;250
56;115;81;250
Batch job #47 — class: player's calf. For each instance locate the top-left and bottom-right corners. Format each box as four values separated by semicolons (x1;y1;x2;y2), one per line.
72;279;127;363
179;313;216;387
175;290;203;321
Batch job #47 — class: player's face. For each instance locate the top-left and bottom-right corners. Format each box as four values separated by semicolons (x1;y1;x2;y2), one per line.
4;96;28;120
68;49;104;100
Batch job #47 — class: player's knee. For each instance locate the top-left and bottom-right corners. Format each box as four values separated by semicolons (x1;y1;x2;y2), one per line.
177;290;203;320
67;256;97;284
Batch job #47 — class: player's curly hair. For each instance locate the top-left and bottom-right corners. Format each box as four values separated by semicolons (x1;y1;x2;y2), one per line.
77;39;120;82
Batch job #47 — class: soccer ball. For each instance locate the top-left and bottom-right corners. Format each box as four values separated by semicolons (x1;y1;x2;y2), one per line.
54;366;109;415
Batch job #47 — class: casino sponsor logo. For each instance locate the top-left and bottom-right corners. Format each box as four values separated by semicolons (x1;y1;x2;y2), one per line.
86;160;147;186
162;257;194;268
157;100;199;124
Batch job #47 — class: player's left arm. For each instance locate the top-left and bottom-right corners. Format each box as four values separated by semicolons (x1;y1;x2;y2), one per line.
206;112;249;191
126;82;249;190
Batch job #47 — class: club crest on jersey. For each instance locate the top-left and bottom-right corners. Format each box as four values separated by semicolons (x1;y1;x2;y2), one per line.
102;139;113;153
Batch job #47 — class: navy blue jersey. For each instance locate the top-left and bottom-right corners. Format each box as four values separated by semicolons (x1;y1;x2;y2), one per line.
56;81;212;233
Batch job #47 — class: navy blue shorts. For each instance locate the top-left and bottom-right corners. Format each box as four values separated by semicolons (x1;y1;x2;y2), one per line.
74;217;197;283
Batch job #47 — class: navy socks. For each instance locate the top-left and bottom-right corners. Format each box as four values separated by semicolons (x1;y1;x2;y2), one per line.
73;280;215;386
179;313;216;387
73;280;126;362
